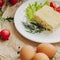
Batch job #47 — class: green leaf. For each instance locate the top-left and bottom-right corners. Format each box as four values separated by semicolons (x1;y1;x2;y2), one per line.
26;1;49;23
43;0;50;6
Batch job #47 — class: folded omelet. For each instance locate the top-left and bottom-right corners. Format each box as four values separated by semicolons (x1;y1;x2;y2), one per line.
34;5;60;31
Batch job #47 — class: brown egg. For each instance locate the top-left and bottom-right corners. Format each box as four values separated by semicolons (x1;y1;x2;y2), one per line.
32;53;49;60
36;43;57;58
20;45;35;60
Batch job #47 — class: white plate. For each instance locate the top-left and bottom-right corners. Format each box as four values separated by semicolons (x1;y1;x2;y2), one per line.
14;0;60;43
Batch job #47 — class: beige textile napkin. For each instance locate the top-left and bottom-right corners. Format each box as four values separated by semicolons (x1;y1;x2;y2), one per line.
0;1;25;60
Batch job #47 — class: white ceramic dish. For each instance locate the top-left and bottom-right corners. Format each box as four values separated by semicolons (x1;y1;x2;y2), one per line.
14;0;60;43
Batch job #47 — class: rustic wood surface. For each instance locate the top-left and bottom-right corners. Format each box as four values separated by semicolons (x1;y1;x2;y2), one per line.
0;0;60;60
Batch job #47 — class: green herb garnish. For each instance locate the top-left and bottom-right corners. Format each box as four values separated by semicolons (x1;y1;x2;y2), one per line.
0;17;14;22
22;22;45;33
6;17;14;22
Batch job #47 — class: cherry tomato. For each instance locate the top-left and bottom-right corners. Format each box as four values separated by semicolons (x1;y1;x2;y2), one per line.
50;2;56;9
9;0;18;5
56;7;60;13
0;0;4;7
0;29;10;41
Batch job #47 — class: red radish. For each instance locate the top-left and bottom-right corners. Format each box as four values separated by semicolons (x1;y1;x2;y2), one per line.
0;0;4;7
56;7;60;13
0;29;10;41
50;2;56;9
0;31;1;36
9;0;18;5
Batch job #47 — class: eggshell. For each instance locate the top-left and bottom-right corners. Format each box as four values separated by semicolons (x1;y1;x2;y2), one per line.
20;45;35;60
36;43;57;58
32;53;49;60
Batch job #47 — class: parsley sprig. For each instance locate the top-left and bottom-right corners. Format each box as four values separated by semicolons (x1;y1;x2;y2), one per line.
0;17;14;22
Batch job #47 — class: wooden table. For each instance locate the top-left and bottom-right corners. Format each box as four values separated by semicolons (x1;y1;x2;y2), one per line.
0;0;60;60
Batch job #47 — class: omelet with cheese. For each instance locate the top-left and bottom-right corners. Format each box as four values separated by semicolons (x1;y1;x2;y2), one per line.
34;5;60;31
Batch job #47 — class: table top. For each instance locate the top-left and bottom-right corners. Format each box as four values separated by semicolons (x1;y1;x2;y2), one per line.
0;0;60;60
